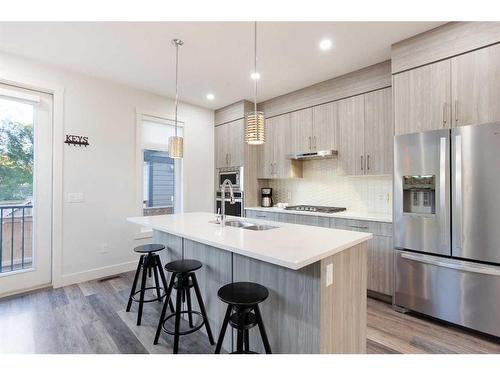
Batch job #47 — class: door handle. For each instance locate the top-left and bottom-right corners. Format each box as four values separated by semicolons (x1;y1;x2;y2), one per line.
439;137;447;248
401;252;500;277
454;134;463;251
442;102;447;127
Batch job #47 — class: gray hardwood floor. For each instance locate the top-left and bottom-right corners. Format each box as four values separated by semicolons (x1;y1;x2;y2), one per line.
1;271;499;354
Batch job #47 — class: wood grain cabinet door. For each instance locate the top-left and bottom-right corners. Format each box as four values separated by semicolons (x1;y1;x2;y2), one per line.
214;123;229;168
273;113;295;178
228;119;244;167
393;59;451;135
452;43;500;128
367;235;394;296
364;87;393;175
313;101;339;151
338;95;365;175
290;108;313;154
258;117;275;178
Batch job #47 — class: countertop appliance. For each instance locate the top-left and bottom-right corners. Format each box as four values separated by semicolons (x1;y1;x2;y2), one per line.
394;122;500;337
285;205;346;213
261;188;273;207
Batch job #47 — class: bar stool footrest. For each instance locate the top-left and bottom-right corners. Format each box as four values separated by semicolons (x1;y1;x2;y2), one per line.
131;287;166;303
161;310;205;336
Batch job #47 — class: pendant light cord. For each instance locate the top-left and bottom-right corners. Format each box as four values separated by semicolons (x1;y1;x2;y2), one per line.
174;41;179;137
254;21;258;113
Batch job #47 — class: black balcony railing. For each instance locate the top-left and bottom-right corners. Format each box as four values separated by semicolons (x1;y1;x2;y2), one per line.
0;204;33;274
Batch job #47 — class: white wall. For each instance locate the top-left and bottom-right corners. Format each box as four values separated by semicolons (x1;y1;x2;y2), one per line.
0;51;214;286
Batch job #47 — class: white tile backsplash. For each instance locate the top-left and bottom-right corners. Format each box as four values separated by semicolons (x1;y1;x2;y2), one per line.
267;159;392;214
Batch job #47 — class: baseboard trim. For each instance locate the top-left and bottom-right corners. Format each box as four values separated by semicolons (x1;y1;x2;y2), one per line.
57;260;137;287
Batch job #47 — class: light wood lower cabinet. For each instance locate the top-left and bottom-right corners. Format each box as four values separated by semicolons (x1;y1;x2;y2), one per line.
245;209;394;298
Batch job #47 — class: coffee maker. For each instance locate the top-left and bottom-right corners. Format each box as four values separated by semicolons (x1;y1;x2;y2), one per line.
261;188;273;207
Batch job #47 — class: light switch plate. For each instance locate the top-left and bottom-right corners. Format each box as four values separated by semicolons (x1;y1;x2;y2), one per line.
67;192;85;203
326;263;333;287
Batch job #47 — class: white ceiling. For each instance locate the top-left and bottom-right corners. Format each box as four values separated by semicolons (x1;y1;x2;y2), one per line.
0;22;443;109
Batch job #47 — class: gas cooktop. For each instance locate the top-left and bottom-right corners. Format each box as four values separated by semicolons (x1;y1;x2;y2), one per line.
285;205;347;213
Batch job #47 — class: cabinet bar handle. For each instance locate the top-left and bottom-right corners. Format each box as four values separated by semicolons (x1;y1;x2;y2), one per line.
367;155;370;171
442;102;447;127
361;155;364;171
313;136;317;150
349;225;369;230
308;136;312;150
454;100;459;126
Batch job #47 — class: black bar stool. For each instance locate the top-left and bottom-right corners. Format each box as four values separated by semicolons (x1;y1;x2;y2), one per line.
215;282;272;354
153;259;215;354
126;244;174;325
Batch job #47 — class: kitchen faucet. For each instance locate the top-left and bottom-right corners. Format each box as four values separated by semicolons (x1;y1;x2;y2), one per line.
219;179;235;226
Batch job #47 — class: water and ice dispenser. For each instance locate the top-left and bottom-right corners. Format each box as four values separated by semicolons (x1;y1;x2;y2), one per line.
402;175;436;215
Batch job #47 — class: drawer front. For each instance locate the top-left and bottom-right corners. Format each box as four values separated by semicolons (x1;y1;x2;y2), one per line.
333;218;391;236
395;250;500;337
245;210;277;221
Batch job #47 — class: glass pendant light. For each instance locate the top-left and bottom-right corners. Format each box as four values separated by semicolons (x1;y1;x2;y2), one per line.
168;38;184;158
245;22;265;145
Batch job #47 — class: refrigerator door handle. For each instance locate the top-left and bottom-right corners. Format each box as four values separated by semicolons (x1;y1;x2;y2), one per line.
401;252;500;277
454;134;463;251
439;137;447;248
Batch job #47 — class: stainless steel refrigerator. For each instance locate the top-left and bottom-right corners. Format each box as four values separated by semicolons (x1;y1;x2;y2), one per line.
394;122;500;337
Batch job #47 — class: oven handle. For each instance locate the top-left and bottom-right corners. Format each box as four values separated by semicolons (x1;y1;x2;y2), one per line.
401;252;500;276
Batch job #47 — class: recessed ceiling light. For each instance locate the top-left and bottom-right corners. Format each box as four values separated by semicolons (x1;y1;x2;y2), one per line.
250;72;261;80
206;93;215;101
319;39;333;51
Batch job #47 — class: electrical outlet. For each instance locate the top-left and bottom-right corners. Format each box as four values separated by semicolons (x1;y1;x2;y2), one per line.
326;263;333;287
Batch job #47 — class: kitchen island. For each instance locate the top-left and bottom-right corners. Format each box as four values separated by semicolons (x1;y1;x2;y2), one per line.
127;212;372;354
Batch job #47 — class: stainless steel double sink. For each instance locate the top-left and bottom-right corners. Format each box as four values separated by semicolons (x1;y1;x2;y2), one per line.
210;220;277;231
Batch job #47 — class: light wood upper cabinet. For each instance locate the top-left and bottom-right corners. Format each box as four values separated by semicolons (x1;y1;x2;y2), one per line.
313;102;339;151
290;108;313;153
228;119;244;167
258;114;302;179
338;95;365;175
393;59;451;135
364;87;393;175
451;43;500;127
214;119;244;168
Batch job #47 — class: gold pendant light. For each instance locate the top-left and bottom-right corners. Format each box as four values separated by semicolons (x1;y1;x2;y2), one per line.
168;38;184;158
245;22;265;145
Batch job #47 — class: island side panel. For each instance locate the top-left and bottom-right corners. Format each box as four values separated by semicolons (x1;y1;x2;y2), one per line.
153;230;183;265
320;241;367;354
233;253;321;354
183;239;233;353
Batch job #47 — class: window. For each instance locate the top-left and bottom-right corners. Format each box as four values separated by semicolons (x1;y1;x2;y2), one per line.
140;116;183;216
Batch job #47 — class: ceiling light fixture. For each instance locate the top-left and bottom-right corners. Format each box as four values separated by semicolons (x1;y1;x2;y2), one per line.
168;38;184;159
245;22;265;145
206;93;215;101
319;39;332;51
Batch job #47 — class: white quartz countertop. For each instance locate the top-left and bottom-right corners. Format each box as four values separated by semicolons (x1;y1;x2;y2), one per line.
127;212;372;270
245;206;392;223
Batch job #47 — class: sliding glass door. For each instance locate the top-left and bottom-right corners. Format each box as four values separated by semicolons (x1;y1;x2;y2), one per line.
0;84;53;296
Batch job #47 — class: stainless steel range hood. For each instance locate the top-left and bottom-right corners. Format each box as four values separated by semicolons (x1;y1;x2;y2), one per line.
286;150;338;160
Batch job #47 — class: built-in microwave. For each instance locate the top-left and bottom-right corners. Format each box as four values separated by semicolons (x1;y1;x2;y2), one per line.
217;166;243;191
